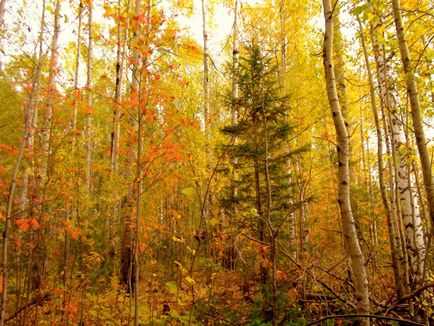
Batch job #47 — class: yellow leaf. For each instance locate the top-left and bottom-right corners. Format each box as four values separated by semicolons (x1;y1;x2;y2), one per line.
172;236;185;243
184;276;196;285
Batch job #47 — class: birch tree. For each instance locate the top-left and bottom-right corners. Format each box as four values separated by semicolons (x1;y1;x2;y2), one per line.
322;0;370;323
392;0;434;233
357;15;405;298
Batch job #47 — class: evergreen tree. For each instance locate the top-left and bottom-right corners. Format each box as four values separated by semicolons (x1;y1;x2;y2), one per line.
220;42;306;322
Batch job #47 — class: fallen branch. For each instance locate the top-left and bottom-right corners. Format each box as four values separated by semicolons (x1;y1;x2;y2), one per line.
306;314;425;326
5;293;52;323
394;282;434;304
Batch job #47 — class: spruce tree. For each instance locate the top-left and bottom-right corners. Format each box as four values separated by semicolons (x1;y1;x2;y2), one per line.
220;42;306;322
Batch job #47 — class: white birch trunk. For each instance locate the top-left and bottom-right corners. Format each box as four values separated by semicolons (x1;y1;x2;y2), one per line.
392;0;434;237
322;1;370;323
359;15;405;297
370;15;426;286
40;0;60;187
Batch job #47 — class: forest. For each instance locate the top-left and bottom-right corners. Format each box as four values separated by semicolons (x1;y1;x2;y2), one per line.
0;0;434;324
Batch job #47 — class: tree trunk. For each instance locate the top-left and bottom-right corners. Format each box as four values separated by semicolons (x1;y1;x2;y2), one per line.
32;0;61;292
322;1;370;323
72;1;83;151
231;0;239;219
278;0;296;258
202;0;211;223
0;0;5;28
370;12;426;288
358;15;405;298
0;9;46;318
107;0;126;275
392;0;434;233
85;0;93;191
0;95;32;326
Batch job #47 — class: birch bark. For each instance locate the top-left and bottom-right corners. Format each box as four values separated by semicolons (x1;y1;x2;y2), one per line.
358;16;404;298
392;0;434;234
322;1;370;323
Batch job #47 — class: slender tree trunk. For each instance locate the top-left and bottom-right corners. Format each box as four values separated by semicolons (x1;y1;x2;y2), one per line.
32;0;60;292
322;1;370;323
119;0;138;296
0;0;47;307
0;0;5;29
332;6;349;127
389;105;426;286
231;0;239;222
134;86;142;326
226;0;239;269
111;0;125;176
358;16;405;298
261;108;277;326
370;12;425;288
0;0;5;64
278;0;296;258
61;0;83;289
202;0;210;223
85;0;93;191
0;16;46;320
107;0;126;274
40;0;60;186
0;100;32;326
72;1;83;149
252;112;266;290
392;0;434;232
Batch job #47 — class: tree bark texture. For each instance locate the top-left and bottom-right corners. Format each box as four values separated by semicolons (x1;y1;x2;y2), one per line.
392;0;434;233
322;1;370;323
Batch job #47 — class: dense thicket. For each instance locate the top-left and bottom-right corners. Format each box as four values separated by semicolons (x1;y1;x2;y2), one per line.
0;0;433;325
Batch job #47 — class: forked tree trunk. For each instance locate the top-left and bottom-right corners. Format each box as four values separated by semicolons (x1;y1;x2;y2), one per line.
322;1;370;324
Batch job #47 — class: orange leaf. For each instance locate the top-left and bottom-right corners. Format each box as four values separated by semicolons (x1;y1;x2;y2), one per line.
16;219;30;232
30;219;40;229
